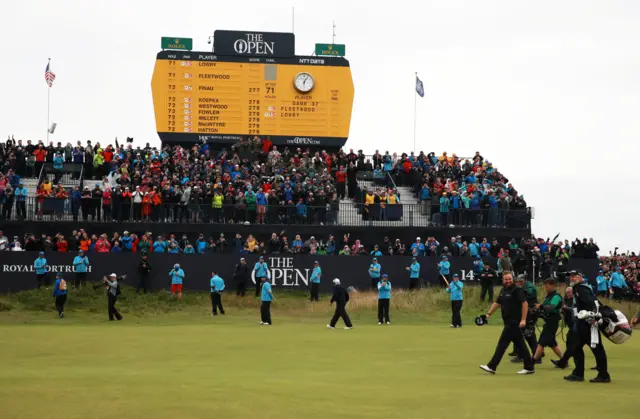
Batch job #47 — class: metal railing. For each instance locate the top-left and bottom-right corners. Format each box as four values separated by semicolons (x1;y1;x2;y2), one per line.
37;163;84;189
0;197;532;228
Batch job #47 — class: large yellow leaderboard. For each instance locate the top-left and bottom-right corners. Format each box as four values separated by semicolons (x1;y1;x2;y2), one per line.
151;32;354;147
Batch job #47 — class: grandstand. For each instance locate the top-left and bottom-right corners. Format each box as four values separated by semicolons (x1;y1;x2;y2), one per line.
0;138;531;229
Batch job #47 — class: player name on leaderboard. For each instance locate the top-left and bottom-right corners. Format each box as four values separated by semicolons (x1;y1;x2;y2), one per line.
151;30;355;148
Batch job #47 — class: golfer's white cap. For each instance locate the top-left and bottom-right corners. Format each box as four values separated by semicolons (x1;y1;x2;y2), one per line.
333;278;341;285
109;273;117;277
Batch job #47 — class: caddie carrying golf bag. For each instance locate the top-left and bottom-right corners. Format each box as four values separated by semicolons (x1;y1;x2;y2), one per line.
576;304;632;345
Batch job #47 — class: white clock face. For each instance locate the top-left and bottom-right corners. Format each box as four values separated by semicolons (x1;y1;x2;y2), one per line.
294;72;314;92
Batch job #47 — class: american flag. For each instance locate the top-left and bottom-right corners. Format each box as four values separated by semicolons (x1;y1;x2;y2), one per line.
45;62;56;87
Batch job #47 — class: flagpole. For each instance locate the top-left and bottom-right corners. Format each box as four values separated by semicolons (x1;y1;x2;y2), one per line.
47;58;51;143
413;72;417;153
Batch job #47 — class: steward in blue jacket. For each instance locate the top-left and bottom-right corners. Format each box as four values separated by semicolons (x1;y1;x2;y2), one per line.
210;272;225;315
52;273;68;318
309;261;322;302
406;257;421;290
377;274;392;324
446;273;464;327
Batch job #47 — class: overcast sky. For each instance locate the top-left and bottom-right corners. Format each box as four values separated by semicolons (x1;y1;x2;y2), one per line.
2;1;639;253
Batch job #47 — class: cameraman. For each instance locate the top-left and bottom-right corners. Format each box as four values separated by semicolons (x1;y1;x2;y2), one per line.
553;270;610;383
532;278;564;363
479;271;535;375
136;254;152;294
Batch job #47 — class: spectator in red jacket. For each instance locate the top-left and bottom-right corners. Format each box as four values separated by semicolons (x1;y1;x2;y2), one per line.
56;235;68;252
95;235;111;253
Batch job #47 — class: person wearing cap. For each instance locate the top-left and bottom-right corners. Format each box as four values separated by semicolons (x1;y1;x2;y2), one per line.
480;271;535;375
510;275;538;364
259;276;273;325
170;264;185;300
72;250;90;288
531;278;564;363
328;278;353;330
595;269;608;298
405;257;421;290
410;237;425;257
14;181;27;220
368;258;381;290
52;272;68;318
446;273;464;328
254;256;270;297
233;257;250;297
370;245;382;257
209;271;225;316
438;255;451;284
34;252;49;288
609;267;628;300
103;273;123;321
377;274;391;324
153;236;168;253
552;270;610;383
310;261;322;302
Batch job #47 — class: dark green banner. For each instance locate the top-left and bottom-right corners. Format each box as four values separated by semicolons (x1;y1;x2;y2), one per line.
161;37;193;51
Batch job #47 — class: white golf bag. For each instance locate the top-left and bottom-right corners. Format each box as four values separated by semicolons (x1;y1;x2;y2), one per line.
576;309;632;345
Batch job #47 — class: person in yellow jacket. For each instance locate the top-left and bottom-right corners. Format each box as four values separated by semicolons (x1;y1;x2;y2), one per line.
211;190;223;222
364;190;375;220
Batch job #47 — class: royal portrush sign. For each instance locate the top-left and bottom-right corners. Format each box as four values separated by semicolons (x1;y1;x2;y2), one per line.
213;30;295;58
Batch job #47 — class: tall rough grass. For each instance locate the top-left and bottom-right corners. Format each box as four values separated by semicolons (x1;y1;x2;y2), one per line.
1;285;637;322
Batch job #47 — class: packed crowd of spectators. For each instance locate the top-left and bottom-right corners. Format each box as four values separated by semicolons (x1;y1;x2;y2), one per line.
0;135;531;227
366;150;529;226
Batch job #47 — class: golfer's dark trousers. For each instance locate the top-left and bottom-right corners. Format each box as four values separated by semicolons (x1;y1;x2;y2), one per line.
310;282;320;301
210;292;225;315
330;305;353;328
451;300;462;327
55;295;67;315
108;294;122;321
480;280;493;302
377;299;390;323
563;321;609;378
260;301;272;324
235;279;246;297
488;323;534;371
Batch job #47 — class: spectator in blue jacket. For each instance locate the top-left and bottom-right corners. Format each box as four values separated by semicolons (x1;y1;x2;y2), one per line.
469;238;481;258
310;260;322;301
406;257;421;290
473;255;485;276
120;231;133;252
153;237;167;253
52;272;68;318
370;245;383;257
295;199;308;219
195;234;207;254
170;263;185;300
595;270;608;297
377;274;392;324
410;237;425;256
609;267;628;299
439;193;450;225
72;250;90;288
34;252;49;288
183;243;195;254
368;258;381;290
438;255;451;283
210;271;225;315
15;181;27;220
446;273;464;328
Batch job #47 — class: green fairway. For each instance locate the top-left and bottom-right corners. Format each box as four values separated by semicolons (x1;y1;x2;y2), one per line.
1;315;639;419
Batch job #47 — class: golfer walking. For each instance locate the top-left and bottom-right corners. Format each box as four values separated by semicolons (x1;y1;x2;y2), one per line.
328;278;353;330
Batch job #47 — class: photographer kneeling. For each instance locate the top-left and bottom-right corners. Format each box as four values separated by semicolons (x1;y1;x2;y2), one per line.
532;278;564;363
